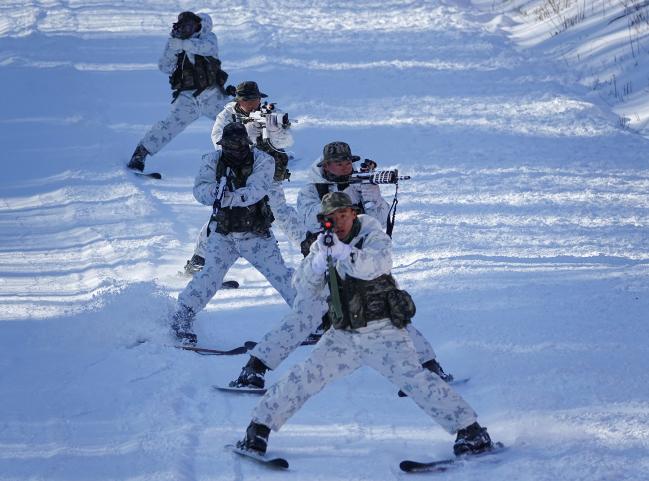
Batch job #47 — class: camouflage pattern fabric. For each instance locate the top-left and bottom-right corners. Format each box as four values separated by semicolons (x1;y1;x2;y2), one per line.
297;159;391;233
140;89;227;155
193;180;305;258
249;279;328;369
178;229;296;313
140;13;226;155
252;319;477;434
319;141;360;164
249;215;437;371
176;148;295;314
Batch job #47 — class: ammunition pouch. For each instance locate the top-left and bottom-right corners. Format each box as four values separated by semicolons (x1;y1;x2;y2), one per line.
328;274;414;330
256;139;290;181
170;53;229;100
385;288;416;328
214;197;274;235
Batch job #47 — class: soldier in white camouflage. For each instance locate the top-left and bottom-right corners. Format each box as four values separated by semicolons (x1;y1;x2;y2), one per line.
236;192;494;458
228;142;454;390
170;122;296;345
127;12;231;172
184;81;303;275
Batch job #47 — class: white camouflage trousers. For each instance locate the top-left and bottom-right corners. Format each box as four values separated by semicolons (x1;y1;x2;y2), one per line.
250;288;437;370
178;230;296;313
193;182;304;259
140;89;227;155
252;320;477;433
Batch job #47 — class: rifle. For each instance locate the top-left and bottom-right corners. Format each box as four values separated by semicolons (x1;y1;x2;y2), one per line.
238;102;292;142
320;216;344;323
207;168;231;236
347;169;411;185
336;163;411;238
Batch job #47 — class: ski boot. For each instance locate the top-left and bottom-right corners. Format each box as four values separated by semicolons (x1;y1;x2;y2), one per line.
422;358;454;383
170;304;197;346
453;422;493;456
237;421;270;454
127;144;149;172
229;356;267;389
183;254;205;275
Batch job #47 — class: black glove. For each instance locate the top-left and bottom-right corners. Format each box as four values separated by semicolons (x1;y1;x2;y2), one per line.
360;159;377;172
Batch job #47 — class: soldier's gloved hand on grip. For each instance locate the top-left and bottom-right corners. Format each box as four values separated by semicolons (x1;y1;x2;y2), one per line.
168;38;184;52
219;190;234;208
244;122;262;143
360;183;381;204
318;232;351;262
360;159;377;173
265;113;282;135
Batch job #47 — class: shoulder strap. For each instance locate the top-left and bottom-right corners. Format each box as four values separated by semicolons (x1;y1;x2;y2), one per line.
315;183;330;200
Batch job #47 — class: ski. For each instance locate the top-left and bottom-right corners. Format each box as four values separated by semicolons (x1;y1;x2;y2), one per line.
400;442;506;473
177;344;251;356
226;443;288;469
214;385;267;395
398;377;470;397
132;171;162;180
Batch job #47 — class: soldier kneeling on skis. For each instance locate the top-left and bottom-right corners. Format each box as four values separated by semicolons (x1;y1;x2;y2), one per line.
236;192;494;458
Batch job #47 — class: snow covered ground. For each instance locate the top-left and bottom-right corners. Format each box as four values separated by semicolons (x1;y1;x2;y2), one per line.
1;1;648;480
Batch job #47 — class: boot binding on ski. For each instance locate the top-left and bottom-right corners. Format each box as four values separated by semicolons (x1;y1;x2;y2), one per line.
238;421;270;454
453;422;493;456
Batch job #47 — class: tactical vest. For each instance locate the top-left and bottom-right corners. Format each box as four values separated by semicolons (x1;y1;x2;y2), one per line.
326;228;416;330
211;153;274;235
170;52;228;101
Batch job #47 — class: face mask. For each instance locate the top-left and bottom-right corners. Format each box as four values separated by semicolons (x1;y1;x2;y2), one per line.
221;141;251;164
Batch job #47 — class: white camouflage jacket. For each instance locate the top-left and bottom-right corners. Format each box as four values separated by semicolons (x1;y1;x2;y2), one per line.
193;149;273;209
296;214;392;297
297;159;391;234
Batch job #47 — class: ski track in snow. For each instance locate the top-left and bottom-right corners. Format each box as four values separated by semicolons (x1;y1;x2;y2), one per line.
1;1;649;480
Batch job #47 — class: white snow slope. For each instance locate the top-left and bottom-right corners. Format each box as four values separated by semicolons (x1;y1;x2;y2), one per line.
1;1;648;480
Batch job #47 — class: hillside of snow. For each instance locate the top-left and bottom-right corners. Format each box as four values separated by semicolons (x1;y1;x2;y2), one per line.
474;0;649;135
1;1;648;480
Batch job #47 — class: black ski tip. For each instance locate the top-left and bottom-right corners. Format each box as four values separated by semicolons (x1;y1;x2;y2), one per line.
214;385;267;395
400;441;507;473
268;457;289;469
221;280;240;289
400;458;454;473
177;345;249;356
132;170;162;179
226;443;289;469
243;341;258;351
